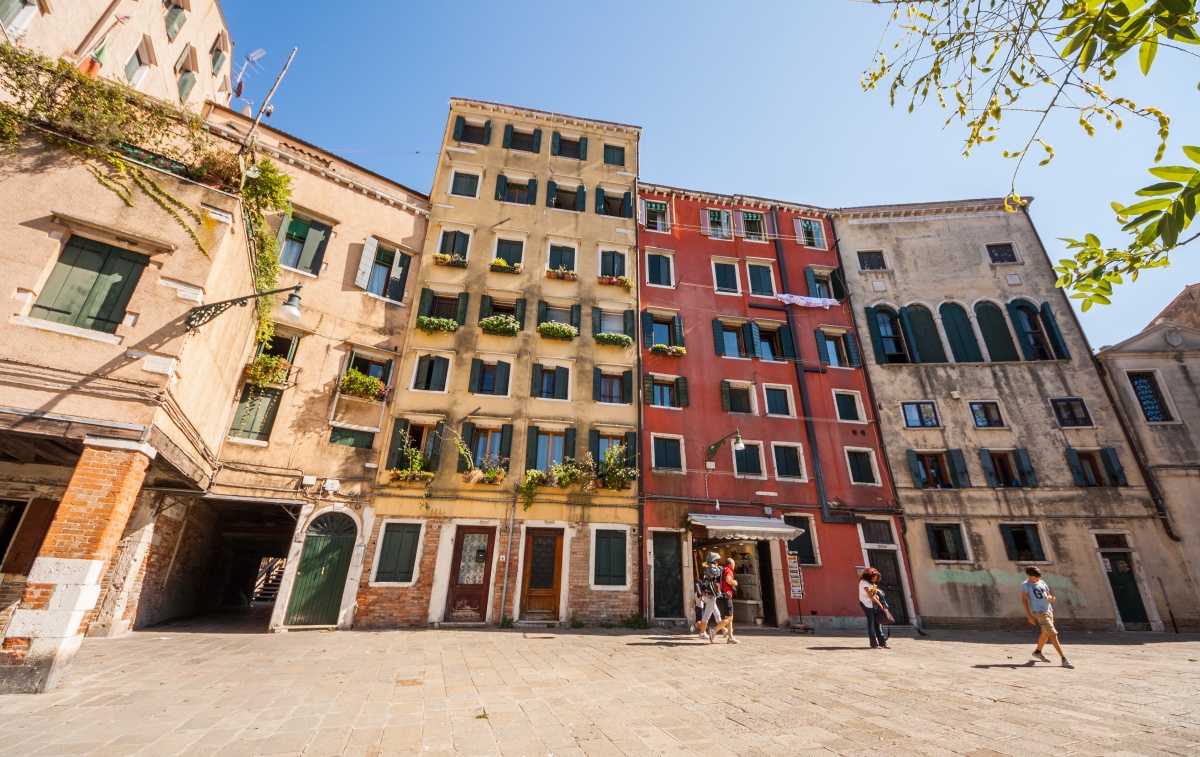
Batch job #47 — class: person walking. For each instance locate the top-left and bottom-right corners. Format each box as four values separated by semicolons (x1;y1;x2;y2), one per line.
859;567;889;649
1021;566;1073;668
694;555;723;642
714;557;739;644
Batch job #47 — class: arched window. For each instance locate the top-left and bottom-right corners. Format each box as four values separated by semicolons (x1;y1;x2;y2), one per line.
939;303;982;363
974;302;1019;361
1008;301;1069;361
306;512;357;538
866;306;909;364
902;305;947;363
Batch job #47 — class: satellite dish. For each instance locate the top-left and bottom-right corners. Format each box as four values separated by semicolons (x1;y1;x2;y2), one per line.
234;80;243;98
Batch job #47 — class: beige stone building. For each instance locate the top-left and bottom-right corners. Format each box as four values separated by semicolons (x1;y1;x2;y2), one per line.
834;199;1199;630
2;0;232;108
1096;287;1200;628
362;99;642;628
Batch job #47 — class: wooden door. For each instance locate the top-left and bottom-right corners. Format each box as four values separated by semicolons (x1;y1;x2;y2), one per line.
445;526;495;622
1104;552;1149;627
520;529;563;620
652;532;684;619
285;513;356;626
867;549;909;625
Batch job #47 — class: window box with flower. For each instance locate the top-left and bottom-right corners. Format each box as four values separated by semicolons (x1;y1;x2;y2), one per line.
490;258;523;274
650;344;686;356
244;354;290;387
537;322;578;341
594;332;633;348
338;368;387;402
432;253;468;268
546;267;578;281
597;274;635;294
416;315;459;334
480;314;520;336
388;446;435;485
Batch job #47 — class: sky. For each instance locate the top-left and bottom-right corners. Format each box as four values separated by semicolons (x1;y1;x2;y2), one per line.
221;0;1200;349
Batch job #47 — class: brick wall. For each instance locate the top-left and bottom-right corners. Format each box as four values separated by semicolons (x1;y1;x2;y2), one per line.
564;524;638;626
131;501;219;628
0;578;26;635
354;516;443;628
39;447;149;563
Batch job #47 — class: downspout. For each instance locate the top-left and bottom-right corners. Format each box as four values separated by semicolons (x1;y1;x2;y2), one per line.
635;180;647;619
74;0;124;58
769;207;832;522
498;493;518;622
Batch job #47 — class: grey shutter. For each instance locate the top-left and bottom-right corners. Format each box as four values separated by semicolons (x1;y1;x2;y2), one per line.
576;185;586;212
592;367;602;401
720;380;732;411
570;304;582;330
589;429;601;463
495;361;510;395
673;315;685;347
1007;302;1035;360
526;179;538;205
387;252;410;301
354;236;378;289
642;311;655;345
898;307;923;363
700;208;711;235
643;373;654;404
621;370;633;403
297;221;330;274
531;129;542;153
814;330;830;365
478;294;492;320
906;450;924;488
925;524;942;560
563;427;575;459
579;137;587;160
458;422;476;472
805;268;818;297
526;425;540;472
733;210;744;237
1014;448;1037;487
499;424;513;469
482;120;492;144
624;432;638;468
83;248;146;332
275;210;292;251
514;298;527;329
428;421;446;472
554;367;569;400
624;310;636;338
453;116;465;141
1100;448;1127;486
1040;302;1071;359
455;292;469;325
537;300;548;326
675;377;689;407
948;449;971;487
1065;448;1087;486
495;174;507;201
978;449;999;487
468;359;483;394
530;363;544;395
502;124;513;148
417;288;433;317
864;307;887;364
595;187;606;214
385;419;410;470
545;181;557;208
999;525;1019;561
550;132;560;155
712;319;725;356
780;325;796;360
430;357;449;392
623;192;633;218
844;333;861;367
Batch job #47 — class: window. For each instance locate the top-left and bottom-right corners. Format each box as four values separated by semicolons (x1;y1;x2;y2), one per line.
706;209;732;239
598;311;625;334
600;250;626;277
365;243;410;302
125;44;151;87
210;35;227;74
734;443;764;477
817;330;857;367
652;436;683;471
31;236;148;334
970;402;1005;428
647;252;673;286
797;218;827;249
486;298;518;320
758;327;785;361
455;117;490;145
174;44;196;103
533;364;570;400
229;386;281;441
412;354;450;392
1051;398;1092;427
742;212;765;241
713;261;739;293
470;427;505;467
1095;533;1129;549
599;374;622;404
645;201;669;232
535;430;565;472
834;392;861;422
988;451;1021;488
975;302;1020;362
544;305;572;326
1012;302;1055;361
873;308;909;363
651;380;677;407
927;524;968;561
857;251;887;270
912;452;955;489
1;0;36;36
548;245;575;272
0;499;28;568
406;423;442;466
765;387;792;416
1068;448;1127;487
348;353;391;382
593;529;627;586
650;314;679;347
438;229;470;259
861;520;894;544
259;332;298;367
784;515;817;564
721;324;745;357
1000;524;1045;562
450;172;479;198
330;427;374;449
601;191;627;217
846;449;877;484
807;270;832;299
495;238;524;266
595;434;627;466
279;216;331;275
549;184;580;211
502;178;530;204
987;243;1019;264
727;385;752;414
604;144;625;166
374;523;422;583
507;128;538;152
555;135;583;159
774;445;805;480
902;402;939;428
468;358;510;396
164;3;186;41
428;294;459;320
1128;372;1173;423
747;264;774;296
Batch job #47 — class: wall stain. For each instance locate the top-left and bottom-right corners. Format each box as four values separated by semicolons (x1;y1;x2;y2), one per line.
927;568;1087;605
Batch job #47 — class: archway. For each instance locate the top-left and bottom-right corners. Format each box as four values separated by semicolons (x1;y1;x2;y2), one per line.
284;512;357;626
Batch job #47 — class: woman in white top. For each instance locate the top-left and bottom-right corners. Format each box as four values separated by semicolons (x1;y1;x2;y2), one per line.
859;567;889;649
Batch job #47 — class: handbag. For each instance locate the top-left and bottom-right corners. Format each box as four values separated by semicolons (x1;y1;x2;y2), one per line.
875;606;895;625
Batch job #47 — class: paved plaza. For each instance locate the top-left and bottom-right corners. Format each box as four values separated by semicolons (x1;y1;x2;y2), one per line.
1;612;1198;757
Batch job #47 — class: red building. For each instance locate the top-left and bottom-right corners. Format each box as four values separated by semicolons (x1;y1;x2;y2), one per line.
635;185;915;630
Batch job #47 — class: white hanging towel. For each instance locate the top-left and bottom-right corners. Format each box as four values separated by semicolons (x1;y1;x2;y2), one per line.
775;293;840;309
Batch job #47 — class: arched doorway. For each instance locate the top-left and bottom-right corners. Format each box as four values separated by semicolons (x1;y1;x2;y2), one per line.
284;512;357;626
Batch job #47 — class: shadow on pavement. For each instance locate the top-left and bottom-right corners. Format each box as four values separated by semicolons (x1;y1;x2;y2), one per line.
143;605;276;635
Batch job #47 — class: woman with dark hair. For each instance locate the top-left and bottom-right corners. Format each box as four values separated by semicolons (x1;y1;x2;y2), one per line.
859;567;889;649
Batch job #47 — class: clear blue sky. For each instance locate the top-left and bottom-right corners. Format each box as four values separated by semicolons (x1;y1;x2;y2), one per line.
222;0;1200;348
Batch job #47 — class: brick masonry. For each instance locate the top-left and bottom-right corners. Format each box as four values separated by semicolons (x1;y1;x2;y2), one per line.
354;516;444;629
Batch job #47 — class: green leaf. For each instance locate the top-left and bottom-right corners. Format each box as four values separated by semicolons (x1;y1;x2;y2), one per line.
1183;146;1200;165
1135;182;1183;196
1138;36;1158;74
1119;198;1172;215
1085;233;1102;247
1148;166;1199;181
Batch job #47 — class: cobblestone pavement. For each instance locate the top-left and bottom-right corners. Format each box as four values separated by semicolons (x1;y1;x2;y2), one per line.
1;611;1199;757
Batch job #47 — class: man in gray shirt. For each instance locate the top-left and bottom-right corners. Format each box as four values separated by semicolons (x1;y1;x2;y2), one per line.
1021;566;1073;668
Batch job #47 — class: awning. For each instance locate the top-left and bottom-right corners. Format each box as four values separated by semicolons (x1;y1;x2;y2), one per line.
687;513;804;541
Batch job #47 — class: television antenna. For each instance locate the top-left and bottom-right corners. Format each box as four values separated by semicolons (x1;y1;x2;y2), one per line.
232;48;266;101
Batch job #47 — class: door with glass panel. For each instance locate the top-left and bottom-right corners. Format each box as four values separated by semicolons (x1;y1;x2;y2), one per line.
445;527;495;622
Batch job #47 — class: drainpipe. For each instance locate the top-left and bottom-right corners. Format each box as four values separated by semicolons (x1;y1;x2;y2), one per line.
769;207;832;522
498;492;518;622
635;180;648;619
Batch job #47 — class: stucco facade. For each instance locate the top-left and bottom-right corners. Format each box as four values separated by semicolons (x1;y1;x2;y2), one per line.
366;99;642;628
835;199;1198;630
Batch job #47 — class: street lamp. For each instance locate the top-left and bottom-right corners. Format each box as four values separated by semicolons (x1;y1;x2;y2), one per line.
185;284;303;330
706;429;745;460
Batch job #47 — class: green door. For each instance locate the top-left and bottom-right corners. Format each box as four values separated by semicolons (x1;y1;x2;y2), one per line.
285;513;356;626
1104;552;1150;627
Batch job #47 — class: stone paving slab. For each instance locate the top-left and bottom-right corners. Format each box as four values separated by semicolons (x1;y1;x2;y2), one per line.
0;618;1198;756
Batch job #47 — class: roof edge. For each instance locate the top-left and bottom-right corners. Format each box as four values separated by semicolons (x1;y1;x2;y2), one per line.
449;97;641;133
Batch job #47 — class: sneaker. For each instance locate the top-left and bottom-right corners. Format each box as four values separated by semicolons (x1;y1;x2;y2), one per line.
727;637;740;644
1032;650;1051;663
1061;657;1074;669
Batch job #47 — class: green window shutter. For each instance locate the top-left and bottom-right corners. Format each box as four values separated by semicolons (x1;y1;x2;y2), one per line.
579;137;587;160
864;307;887;364
999;525;1019;561
413;355;431;390
545;180;557;208
642;311;654;345
1040;302;1071;359
623;192;633;218
589;429;601;463
779;325;796;360
594;531;611;584
614;250;625;277
452;231;469;257
576;185;586;213
229;386;281;441
478;294;492;321
1014;448;1037;487
453;116;465;141
805;268;818;297
468;359;482;394
813;330;830;365
975;303;1019;361
439;231;453;255
554;367;569;400
458;422;476;472
177;71;196;103
430;357;449;392
495;361;510;395
595;187;606;214
297;220;330;274
675;377;689;407
383;359;394;386
621;370;633;403
387;252;411;301
592;367;602;401
502;124;513;148
417;288;433;317
482;120;492;144
537;300;548;326
592;306;601;337
549;246;562;270
527;179;538;205
386;419;410;469
905;306;946;363
530;364;544;395
563;427;576;460
1006;302;1035;360
939;303;983;362
525;425;540;472
570;304;581;330
831;269;846;300
165;6;186;40
623;432;637;469
1065;448;1086;486
643;373;654;404
82;246;148;333
499;424;513;469
376;523;422;583
978;449;999;487
1025;526;1045;561
1100;448;1127;486
712;319;725;356
720;380;732;411
623;310;635;338
897;307;923;363
748;322;762;358
531;129;542;153
561;247;575;271
551;132;561;155
428;422;446;472
925;524;942;560
495;174;508;201
947;449;971;487
455;292;469;325
673;315;685;347
906;450;924;488
844;333;861;367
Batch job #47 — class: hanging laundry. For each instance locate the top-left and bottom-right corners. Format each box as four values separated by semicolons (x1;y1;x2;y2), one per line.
775;293;840;309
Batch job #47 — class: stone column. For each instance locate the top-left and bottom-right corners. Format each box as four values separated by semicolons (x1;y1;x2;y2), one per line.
0;439;153;693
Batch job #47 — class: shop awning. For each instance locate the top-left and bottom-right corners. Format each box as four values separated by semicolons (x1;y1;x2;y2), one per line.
687;514;804;540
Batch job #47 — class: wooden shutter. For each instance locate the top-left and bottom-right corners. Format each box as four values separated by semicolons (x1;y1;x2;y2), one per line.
712;319;725;355
468;359;483;394
1025;526;1045;561
495;174;507;201
978;449;999;487
905;306;947;363
376;523;421;583
165;5;186;40
778;325;796;360
502;124;513;148
499;424;513;469
594;187;606;214
813;330;830;365
495;361;510;395
592;367;602;401
526;178;538;205
387;252;410;301
413;355;431;390
570;304;581;330
589;429;601;463
720;380;732;411
229;386;280;441
864;307;887;364
947;450;971;487
549;246;562;270
939;303;983;362
454;292;469;325
1007;302;1035;360
385;419;410;469
453;116;465;140
595;530;626;585
675;377;689;407
382;359;394;386
764;212;777;239
904;449;927;488
999;524;1019;560
1100;448;1127;486
554;367;569;400
296;220;329;274
561;246;575;271
537;300;548;326
925;524;943;560
430;357;449;392
643;373;654;404
531;129;542;153
427;421;446;472
452;231;469;257
563;427;576;460
732;210;744;237
975;303;1019;361
545;180;557;208
83;247;148;333
642;311;655;345
514;298;527;329
592;306;602;337
673;315;685;347
1040;302;1071;359
614;251;625;277
623;192;633;218
550;132;561;156
576;185;586;213
579;137;587;160
530;364;543;395
623;310;635;339
831;269;846;300
1065;448;1087;486
417;288;433;317
621;370;633;404
478;294;492;320
525;425;540;472
745;322;761;358
897;307;922;363
0;499;58;575
805;268;818;297
458;422;476;472
482;120;492;144
1014;448;1037;487
700;209;711;235
354;236;377;289
844;333;861;367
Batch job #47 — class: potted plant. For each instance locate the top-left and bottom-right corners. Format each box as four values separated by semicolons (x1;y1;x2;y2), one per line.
594;332;633;348
338;368;387;401
244;354;289;387
650;343;686;356
549;455;596;494
416;315;459;334
389;446;435;484
546;267;578;281
537;321;579;340
597;444;638;490
432;252;468;268
480;314;520;336
490;257;522;274
519;469;547;509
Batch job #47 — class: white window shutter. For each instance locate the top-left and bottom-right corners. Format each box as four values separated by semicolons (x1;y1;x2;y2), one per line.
793;217;804;245
637;198;646;224
354;236;378;289
732;210;744;237
700;209;711;236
